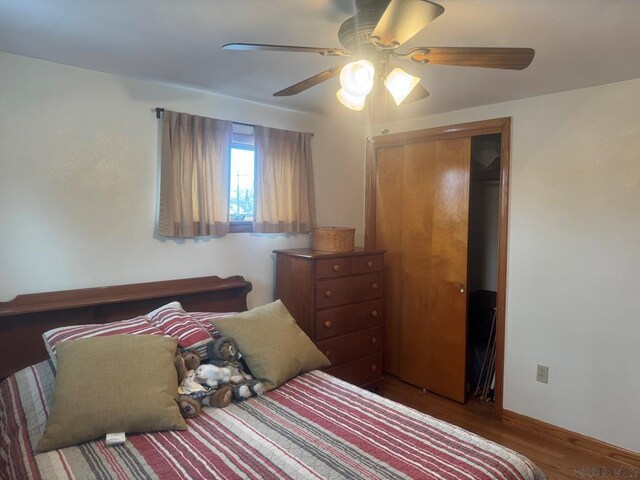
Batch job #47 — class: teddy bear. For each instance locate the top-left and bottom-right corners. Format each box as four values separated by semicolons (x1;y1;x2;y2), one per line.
174;350;233;419
195;363;232;388
206;337;266;401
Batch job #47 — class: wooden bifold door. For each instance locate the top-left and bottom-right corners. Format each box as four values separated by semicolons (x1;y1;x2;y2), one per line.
365;118;510;409
375;137;471;402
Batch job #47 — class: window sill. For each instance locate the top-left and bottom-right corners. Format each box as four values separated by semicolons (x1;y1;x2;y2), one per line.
229;221;253;233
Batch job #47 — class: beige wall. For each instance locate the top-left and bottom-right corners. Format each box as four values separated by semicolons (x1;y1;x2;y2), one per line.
0;52;366;307
378;78;640;452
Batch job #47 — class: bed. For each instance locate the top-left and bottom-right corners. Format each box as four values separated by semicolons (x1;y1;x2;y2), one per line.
0;276;546;480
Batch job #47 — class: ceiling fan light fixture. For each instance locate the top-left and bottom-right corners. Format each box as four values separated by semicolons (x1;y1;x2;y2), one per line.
336;88;366;111
384;67;421;105
339;59;375;97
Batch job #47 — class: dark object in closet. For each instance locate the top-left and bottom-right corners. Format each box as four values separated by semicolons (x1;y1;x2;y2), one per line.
468;290;496;343
468;290;496;391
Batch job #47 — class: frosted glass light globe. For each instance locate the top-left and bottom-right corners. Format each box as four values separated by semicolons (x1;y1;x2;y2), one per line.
339;60;375;97
336;88;366;111
384;67;421;106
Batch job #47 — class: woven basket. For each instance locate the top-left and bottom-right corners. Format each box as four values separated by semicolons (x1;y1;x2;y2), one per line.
312;227;355;253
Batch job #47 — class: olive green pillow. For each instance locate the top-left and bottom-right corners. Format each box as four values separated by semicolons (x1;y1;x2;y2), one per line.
210;300;330;390
37;335;186;452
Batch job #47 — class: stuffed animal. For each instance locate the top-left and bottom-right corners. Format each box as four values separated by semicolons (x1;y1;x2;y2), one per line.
232;379;266;401
195;363;232;388
208;338;251;384
174;350;232;418
206;337;266;401
174;350;201;379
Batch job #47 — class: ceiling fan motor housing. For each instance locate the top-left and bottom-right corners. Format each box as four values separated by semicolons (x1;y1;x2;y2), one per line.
338;0;391;52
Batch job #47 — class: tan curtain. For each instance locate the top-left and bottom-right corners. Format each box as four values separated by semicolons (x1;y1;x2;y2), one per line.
157;111;232;237
253;126;316;233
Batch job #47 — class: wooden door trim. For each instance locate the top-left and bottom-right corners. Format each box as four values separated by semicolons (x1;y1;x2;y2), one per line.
365;117;511;419
494;118;511;420
364;139;377;256
366;118;510;149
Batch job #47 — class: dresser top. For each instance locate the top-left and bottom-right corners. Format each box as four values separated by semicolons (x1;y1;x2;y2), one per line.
273;247;385;259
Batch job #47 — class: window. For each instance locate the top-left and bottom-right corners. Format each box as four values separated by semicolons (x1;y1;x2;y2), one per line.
158;111;314;238
228;125;255;233
229;146;255;221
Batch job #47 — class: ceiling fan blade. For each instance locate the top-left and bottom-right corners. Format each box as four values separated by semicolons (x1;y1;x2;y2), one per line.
370;0;444;49
407;47;535;70
222;43;350;57
274;65;345;96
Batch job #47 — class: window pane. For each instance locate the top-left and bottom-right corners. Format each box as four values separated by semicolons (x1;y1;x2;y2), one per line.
229;147;254;222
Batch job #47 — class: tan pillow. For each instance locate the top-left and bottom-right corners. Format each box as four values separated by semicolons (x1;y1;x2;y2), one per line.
37;335;186;452
211;300;330;390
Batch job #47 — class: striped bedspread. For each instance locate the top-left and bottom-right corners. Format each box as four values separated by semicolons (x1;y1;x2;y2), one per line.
0;361;545;480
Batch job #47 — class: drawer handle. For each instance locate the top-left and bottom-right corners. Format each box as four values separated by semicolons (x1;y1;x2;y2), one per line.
371;283;379;290
371;337;378;345
370;364;378;372
325;350;331;358
323;320;332;329
325;290;333;298
371;310;378;318
332;264;340;272
367;260;374;268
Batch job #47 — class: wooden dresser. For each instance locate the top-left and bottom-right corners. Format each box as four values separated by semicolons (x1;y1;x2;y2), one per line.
273;248;385;388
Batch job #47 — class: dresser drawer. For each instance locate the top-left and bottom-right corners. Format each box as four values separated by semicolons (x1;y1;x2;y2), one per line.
353;254;384;274
324;352;383;386
316;257;353;279
316;326;382;366
316;273;383;309
315;300;382;340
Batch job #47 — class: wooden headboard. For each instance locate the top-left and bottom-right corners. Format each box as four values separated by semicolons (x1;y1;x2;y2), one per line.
0;275;252;381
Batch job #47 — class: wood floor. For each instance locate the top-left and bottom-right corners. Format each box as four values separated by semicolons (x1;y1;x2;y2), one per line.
378;375;638;480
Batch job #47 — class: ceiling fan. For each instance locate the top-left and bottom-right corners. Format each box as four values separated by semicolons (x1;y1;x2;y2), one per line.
223;0;535;111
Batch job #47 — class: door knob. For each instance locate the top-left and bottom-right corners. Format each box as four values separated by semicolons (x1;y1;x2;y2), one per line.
459;283;465;293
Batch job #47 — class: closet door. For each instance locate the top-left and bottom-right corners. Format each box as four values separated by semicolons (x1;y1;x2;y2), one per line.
375;137;471;403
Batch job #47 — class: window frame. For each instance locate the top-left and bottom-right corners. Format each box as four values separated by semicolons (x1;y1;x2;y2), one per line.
228;141;255;234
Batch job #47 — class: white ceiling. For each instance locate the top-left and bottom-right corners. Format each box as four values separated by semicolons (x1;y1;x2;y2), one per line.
2;0;640;121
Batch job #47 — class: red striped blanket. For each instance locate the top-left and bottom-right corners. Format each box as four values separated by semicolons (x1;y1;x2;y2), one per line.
0;361;545;480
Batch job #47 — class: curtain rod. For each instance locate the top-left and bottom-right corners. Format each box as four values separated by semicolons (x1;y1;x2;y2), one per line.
155;108;250;127
154;108;313;136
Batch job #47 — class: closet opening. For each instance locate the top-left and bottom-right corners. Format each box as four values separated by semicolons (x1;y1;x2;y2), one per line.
365;117;511;419
467;133;501;410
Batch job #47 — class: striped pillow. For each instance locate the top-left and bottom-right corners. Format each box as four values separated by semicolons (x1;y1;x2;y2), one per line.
145;302;214;359
188;311;238;338
43;316;166;365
